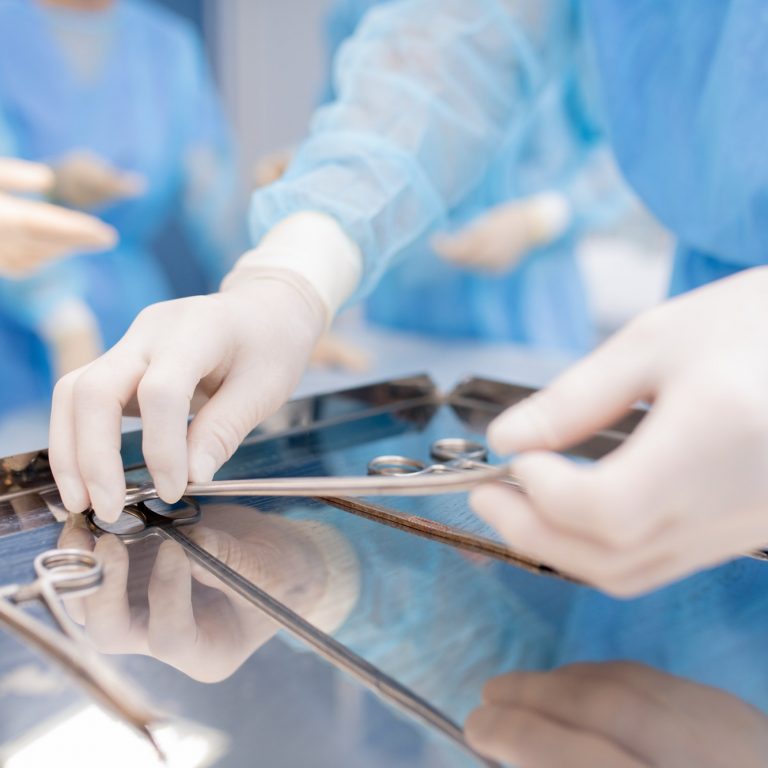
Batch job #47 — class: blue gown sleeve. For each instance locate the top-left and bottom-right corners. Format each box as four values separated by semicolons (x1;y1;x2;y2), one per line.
173;25;248;288
251;0;578;299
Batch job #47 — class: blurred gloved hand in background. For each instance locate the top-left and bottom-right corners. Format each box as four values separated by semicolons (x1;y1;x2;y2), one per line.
432;191;573;274
51;149;147;210
0;156;116;277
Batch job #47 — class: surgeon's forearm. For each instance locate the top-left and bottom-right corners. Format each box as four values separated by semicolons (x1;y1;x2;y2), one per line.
251;0;570;299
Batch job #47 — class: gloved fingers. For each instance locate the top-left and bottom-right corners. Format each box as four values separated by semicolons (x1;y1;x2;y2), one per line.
13;196;117;251
50;368;94;514
510;447;670;551
137;357;213;505
69;350;150;522
82;164;146;204
510;392;699;548
487;318;658;455
0;158;54;193
465;704;647;768
469;482;677;595
186;366;280;483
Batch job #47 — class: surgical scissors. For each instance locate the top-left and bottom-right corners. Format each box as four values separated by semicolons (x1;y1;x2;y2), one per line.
0;549;162;754
85;502;501;767
122;437;515;507
367;437;521;489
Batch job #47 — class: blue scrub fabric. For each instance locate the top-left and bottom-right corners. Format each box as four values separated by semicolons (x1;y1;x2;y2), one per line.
0;0;245;412
257;0;629;353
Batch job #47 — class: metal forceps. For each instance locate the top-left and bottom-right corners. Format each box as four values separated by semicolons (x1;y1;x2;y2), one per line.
122;439;514;507
0;549;161;753
368;437;522;489
85;501;501;768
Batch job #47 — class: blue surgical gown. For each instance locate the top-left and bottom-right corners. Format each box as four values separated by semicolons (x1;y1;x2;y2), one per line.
261;0;636;353
0;0;246;413
252;0;768;709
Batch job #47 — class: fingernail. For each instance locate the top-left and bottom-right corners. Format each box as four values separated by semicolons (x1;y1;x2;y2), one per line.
57;476;89;513
88;483;120;524
152;472;185;504
188;452;218;483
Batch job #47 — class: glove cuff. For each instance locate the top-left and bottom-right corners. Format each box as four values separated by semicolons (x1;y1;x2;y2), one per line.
224;212;362;327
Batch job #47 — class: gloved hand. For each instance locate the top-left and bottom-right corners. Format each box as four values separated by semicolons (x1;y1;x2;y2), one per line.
465;662;768;767
51;150;147;209
432;191;572;273
470;267;768;596
57;504;360;682
253;147;294;188
49;212;362;524
310;331;372;373
0;157;117;276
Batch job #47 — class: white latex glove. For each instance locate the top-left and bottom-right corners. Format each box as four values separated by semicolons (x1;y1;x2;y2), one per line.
470;267;768;596
50;212;362;524
432;191;572;273
0;157;116;276
52;150;147;209
465;662;768;767
57;505;359;683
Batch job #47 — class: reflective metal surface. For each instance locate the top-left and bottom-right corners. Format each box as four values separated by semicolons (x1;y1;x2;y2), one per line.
1;375;767;767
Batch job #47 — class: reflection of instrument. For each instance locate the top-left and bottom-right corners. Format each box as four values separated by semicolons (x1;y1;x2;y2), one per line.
85;502;501;768
0;548;162;755
122;451;514;507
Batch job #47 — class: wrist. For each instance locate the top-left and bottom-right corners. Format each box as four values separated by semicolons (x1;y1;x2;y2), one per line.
225;212;362;327
220;266;327;334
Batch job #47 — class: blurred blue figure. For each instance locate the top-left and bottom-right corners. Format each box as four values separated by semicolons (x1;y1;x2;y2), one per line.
583;0;768;298
0;0;246;413
308;0;635;352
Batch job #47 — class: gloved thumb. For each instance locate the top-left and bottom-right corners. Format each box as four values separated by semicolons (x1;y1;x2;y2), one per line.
0;158;54;194
488;326;655;455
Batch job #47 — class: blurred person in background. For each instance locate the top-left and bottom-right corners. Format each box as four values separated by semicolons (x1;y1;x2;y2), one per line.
0;0;246;417
257;0;640;364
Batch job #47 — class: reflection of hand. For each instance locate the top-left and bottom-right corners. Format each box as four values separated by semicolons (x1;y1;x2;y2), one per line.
432;192;571;273
52;150;147;209
49;270;325;523
57;506;359;682
0;157;116;276
466;662;768;767
310;331;372;373
471;268;768;596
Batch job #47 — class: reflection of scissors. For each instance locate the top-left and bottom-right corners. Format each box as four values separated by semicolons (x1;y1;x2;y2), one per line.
368;437;521;489
123;438;515;507
0;549;162;755
86;501;501;767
